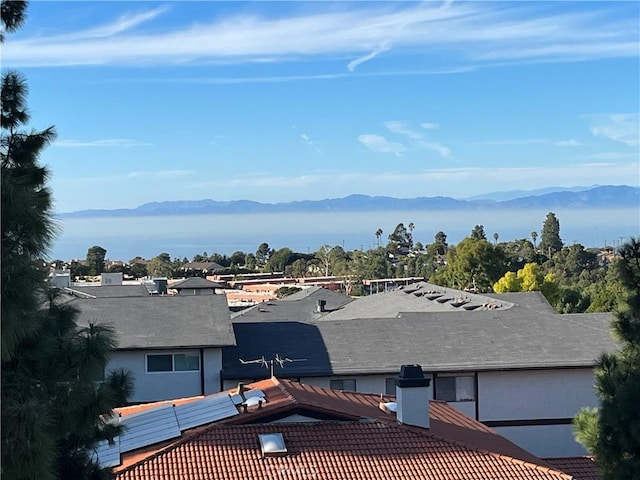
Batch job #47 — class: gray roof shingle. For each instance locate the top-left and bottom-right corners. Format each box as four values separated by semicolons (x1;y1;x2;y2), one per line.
170;277;223;290
67;285;151;298
72;295;235;349
231;286;354;323
223;288;618;379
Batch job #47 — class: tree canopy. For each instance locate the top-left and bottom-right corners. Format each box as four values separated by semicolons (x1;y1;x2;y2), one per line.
147;252;174;278
86;245;107;276
1;5;133;477
540;212;563;255
573;237;640;479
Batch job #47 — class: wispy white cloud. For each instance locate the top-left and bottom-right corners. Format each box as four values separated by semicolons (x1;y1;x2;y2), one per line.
383;120;451;157
421;123;440;129
54;138;152;148
554;139;583;147
82;6;169;39
358;134;406;156
587;113;639;146
4;3;637;68
384;121;423;140
347;44;390;72
301;133;321;153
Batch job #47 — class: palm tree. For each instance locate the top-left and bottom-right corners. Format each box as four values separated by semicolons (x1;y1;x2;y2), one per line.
375;228;383;247
531;231;538;250
408;223;415;248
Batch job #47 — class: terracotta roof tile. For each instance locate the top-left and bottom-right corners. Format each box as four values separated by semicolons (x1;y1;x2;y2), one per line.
113;378;574;479
116;422;573;480
545;457;601;480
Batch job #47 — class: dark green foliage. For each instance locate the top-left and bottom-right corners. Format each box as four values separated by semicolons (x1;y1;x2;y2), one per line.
1;70;57;361
0;0;27;41
267;247;294;272
470;224;486;240
147;252;174;278
1;6;132;477
540;212;563;255
256;242;272;265
387;222;413;254
573;238;640;479
275;286;302;298
86;245;107;276
439;237;506;292
2;292;134;480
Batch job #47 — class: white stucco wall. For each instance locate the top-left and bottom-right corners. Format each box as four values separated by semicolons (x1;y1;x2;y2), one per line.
108;348;223;402
477;368;597;420
476;368;596;457
203;348;222;394
493;425;587;458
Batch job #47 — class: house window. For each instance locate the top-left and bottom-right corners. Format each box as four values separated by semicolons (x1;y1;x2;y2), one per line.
385;377;396;395
435;375;475;402
147;353;200;373
330;379;356;391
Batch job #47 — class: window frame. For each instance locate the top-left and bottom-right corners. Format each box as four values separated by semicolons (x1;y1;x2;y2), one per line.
385;377;397;396
329;378;357;392
434;374;476;402
146;352;201;374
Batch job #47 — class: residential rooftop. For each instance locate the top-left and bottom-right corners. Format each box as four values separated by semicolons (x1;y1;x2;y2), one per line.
70;294;235;349
109;377;592;480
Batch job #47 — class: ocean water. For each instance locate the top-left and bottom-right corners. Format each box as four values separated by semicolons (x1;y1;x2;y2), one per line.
50;208;640;261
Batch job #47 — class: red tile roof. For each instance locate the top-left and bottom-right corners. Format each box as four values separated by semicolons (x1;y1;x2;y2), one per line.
545;457;601;480
113;378;577;480
116;422;574;480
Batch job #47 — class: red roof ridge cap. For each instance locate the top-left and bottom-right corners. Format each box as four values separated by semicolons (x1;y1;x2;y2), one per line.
272;376;299;406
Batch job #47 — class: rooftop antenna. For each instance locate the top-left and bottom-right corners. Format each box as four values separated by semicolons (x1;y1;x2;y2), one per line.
239;353;307;377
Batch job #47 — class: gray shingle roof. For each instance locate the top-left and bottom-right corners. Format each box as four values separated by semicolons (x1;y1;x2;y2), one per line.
67;285;150;298
223;294;618;378
231;286;354;323
180;261;224;272
71;295;235;349
170;277;223;290
321;281;515;320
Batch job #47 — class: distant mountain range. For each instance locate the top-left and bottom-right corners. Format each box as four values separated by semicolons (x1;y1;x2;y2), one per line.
57;185;639;218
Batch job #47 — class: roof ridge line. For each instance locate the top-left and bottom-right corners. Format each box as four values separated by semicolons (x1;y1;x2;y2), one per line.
273;377;299;406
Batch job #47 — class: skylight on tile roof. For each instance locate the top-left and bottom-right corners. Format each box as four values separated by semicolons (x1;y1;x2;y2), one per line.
258;433;287;457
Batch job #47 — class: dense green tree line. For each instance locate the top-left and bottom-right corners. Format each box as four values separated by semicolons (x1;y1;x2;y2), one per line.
65;211;626;314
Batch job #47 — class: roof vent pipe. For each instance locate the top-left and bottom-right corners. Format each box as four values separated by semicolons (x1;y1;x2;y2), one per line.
316;299;327;313
396;364;431;429
236;382;246;402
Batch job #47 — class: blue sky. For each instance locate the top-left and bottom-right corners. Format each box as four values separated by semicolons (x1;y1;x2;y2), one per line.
4;1;639;213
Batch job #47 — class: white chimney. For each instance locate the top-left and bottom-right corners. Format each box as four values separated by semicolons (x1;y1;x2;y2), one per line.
396;364;431;429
